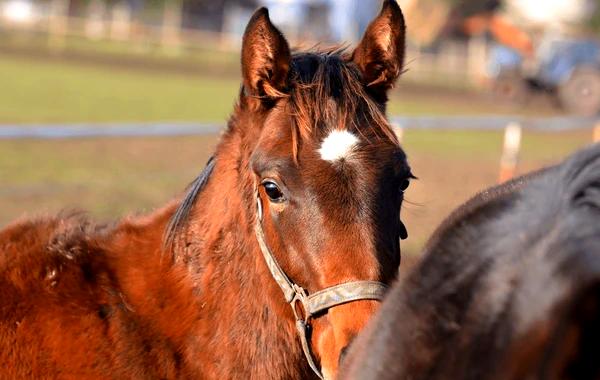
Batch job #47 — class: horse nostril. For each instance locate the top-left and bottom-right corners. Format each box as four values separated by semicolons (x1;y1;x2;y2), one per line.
339;344;351;367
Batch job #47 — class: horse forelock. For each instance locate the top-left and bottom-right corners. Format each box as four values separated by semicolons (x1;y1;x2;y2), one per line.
287;48;398;147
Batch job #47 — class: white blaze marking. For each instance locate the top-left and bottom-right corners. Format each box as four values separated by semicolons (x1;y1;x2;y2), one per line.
318;130;359;161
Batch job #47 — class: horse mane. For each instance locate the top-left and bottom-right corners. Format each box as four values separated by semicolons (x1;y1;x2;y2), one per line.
412;145;600;305
163;156;215;251
241;46;399;160
286;47;398;147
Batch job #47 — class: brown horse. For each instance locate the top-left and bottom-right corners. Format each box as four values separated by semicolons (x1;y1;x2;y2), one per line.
340;143;600;380
0;1;412;379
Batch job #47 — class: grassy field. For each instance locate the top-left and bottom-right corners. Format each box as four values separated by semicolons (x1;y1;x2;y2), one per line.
0;55;555;124
0;30;242;74
0;56;239;123
1;130;593;257
0;53;590;257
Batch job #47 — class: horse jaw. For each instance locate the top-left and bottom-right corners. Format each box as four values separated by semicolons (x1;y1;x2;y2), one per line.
322;368;335;380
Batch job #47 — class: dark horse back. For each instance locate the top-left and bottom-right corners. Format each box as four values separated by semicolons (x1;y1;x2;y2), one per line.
340;143;600;380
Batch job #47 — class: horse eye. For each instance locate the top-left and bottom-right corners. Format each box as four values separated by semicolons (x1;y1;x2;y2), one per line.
263;181;285;202
399;179;410;192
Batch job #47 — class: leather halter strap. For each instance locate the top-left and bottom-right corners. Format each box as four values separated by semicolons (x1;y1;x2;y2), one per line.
254;193;388;379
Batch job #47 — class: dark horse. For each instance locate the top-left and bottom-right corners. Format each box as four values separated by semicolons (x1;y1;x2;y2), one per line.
0;1;412;379
340;143;600;380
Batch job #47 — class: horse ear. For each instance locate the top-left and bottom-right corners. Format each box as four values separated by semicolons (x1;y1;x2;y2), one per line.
241;8;291;104
351;0;406;100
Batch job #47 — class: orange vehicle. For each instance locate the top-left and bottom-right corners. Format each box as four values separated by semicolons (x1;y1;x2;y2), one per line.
463;13;600;115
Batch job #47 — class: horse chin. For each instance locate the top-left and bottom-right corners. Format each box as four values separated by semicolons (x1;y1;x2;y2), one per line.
315;327;340;380
321;367;336;380
314;300;380;380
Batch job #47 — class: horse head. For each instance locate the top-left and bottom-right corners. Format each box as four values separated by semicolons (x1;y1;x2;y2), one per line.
235;1;411;377
163;2;411;378
236;1;412;377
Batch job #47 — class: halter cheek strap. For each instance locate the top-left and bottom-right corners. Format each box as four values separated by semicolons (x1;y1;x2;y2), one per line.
254;192;388;379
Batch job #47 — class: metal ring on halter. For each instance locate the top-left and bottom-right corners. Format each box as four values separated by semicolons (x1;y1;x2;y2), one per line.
290;284;310;322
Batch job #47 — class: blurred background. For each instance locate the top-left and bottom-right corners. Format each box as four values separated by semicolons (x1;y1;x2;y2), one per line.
1;0;599;259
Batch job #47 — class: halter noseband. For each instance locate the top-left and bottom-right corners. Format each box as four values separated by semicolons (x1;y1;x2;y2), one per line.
254;191;388;379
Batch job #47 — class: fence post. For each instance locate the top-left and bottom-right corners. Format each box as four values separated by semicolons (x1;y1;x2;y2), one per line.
161;0;183;55
499;122;522;183
109;3;132;41
467;35;487;85
594;122;600;143
48;0;69;51
85;0;106;40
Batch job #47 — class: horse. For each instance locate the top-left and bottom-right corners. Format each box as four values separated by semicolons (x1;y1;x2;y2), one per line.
340;143;600;380
0;1;412;379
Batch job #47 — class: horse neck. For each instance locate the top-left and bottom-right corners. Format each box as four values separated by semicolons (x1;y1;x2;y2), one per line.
177;124;310;378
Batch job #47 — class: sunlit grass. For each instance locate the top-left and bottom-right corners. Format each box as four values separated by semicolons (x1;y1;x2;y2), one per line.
0;55;537;124
0;56;240;123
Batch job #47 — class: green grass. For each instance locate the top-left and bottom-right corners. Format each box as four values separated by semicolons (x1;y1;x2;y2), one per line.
0;56;240;123
0;136;217;222
0;55;543;124
1;30;240;71
387;98;492;116
402;129;592;162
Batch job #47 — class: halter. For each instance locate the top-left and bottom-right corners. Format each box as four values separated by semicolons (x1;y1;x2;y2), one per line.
254;192;388;379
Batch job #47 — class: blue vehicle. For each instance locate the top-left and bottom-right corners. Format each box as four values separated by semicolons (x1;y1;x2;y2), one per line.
489;38;600;115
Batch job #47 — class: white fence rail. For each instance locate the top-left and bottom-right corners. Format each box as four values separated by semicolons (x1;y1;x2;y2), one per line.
0;116;600;141
0;116;597;139
0;116;598;183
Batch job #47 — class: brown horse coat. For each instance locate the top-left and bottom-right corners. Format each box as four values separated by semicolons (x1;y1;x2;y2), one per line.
1;1;412;379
